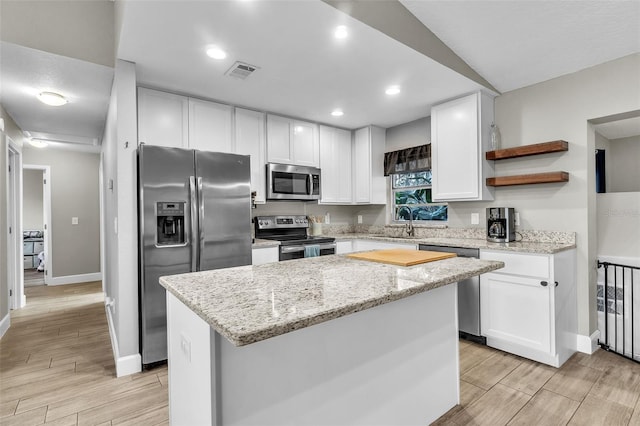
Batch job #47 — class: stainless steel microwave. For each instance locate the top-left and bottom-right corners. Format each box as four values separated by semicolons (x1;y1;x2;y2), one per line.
266;163;321;201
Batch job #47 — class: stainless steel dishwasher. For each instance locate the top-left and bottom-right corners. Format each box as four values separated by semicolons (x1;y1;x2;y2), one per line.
419;244;486;345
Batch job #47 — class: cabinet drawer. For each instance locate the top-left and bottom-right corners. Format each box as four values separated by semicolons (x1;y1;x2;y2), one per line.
33;242;44;254
23;242;34;255
480;250;550;279
24;256;33;269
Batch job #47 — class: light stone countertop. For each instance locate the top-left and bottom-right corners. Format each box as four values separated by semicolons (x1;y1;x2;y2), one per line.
160;255;504;347
251;238;280;248
328;234;576;254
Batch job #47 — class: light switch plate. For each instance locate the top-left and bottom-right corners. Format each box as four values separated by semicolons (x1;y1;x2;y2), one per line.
471;213;479;225
515;212;520;226
71;217;79;225
357;215;363;224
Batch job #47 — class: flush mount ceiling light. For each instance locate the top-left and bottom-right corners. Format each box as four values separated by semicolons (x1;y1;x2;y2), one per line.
334;25;348;39
206;46;227;60
37;91;67;106
29;139;48;148
331;109;344;117
385;86;401;96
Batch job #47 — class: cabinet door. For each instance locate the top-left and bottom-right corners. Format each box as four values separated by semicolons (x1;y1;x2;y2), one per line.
292;120;319;167
266;114;292;164
319;126;352;203
480;272;552;354
431;93;479;201
188;99;233;152
353;127;371;203
235;108;266;204
138;88;188;148
336;241;353;254
252;247;279;265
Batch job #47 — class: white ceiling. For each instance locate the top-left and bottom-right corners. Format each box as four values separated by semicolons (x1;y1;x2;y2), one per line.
0;41;113;149
400;0;640;93
595;116;640;140
2;0;639;151
117;0;485;130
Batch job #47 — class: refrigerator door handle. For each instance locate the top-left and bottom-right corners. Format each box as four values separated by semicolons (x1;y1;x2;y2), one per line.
189;176;198;272
197;177;205;271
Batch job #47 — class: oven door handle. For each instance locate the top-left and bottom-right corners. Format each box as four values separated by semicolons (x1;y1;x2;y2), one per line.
280;243;336;254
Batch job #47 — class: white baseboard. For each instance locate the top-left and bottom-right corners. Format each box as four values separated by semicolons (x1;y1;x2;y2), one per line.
0;313;10;339
105;304;141;377
576;330;601;354
48;272;102;286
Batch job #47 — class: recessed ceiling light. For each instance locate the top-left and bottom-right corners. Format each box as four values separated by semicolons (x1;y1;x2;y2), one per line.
206;47;227;60
29;139;48;148
385;86;401;96
334;25;348;39
37;91;67;106
331;110;344;117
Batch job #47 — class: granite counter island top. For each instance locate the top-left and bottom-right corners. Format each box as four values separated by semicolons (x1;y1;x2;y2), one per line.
159;254;503;347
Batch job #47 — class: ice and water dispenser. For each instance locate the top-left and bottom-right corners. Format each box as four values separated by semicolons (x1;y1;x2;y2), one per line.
156;202;186;246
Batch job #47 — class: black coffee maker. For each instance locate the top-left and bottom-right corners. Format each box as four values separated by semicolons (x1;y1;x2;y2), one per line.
486;207;516;242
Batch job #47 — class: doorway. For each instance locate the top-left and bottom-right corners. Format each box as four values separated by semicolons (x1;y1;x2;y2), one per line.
22;165;52;287
6;137;24;309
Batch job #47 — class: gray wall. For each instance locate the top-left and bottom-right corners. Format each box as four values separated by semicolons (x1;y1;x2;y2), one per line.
609;135;640;192
386;117;430;152
22;148;101;277
23;169;44;230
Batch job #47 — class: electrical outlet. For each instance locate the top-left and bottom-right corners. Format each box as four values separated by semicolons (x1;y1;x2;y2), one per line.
515;212;520;226
357;215;363;224
471;213;479;225
325;213;331;224
71;217;79;225
180;333;191;363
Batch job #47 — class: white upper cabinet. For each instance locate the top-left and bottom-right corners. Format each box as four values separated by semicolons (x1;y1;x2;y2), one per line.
235;108;266;204
353;126;386;204
188;98;233;153
138;87;188;148
266;114;319;167
431;92;494;201
319;125;352;204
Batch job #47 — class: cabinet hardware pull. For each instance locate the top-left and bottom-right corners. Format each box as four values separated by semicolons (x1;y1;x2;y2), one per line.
540;281;548;287
555;281;559;287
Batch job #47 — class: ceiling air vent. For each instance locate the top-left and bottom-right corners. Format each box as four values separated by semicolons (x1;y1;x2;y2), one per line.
225;62;259;80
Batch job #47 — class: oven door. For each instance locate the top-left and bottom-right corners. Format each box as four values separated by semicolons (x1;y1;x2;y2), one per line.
279;243;336;261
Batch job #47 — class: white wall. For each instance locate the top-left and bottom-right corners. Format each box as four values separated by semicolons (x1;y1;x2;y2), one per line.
101;59;140;376
22;169;43;230
597;192;640;258
608;135;640;192
22;148;101;277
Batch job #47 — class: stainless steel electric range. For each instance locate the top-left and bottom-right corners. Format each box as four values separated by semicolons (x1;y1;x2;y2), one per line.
254;215;336;261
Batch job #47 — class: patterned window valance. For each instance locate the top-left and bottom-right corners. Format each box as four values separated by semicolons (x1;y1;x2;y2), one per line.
383;144;431;176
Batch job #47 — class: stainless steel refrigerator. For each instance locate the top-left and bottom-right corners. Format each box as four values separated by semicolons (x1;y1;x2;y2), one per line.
137;144;252;367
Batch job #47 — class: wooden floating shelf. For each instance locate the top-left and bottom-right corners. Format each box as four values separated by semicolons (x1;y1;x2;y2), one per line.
487;172;569;187
486;140;568;160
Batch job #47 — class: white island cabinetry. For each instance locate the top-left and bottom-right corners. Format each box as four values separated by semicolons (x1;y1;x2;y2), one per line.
479;249;577;367
431;92;494;201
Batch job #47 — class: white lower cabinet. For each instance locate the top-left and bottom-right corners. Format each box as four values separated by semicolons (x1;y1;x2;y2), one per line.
479;249;577;367
335;240;353;254
252;246;279;265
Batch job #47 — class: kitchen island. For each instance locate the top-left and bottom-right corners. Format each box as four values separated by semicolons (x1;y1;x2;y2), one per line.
160;254;504;425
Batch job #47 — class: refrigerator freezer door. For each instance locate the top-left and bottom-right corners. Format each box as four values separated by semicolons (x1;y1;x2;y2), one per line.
195;151;252;271
138;145;195;366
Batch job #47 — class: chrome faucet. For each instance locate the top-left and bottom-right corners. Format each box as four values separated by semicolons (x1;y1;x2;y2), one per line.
398;206;415;237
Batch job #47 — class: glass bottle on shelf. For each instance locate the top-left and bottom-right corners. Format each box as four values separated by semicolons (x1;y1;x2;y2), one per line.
490;123;501;150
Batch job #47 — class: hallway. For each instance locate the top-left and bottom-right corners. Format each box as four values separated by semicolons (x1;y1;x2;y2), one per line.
0;282;168;425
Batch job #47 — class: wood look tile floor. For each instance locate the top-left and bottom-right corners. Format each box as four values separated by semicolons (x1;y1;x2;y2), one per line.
433;340;640;425
2;282;640;425
0;282;168;426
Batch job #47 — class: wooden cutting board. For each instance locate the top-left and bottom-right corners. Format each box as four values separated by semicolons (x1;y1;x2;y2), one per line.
346;248;457;266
